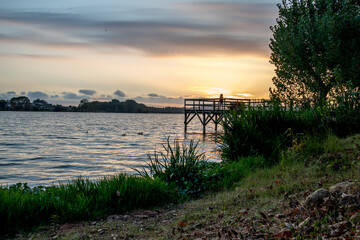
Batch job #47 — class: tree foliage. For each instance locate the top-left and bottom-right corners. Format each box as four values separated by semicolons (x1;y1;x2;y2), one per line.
77;99;183;113
10;96;31;111
270;0;360;106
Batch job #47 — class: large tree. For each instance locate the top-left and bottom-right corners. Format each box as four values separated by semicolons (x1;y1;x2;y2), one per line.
10;96;31;111
269;0;360;106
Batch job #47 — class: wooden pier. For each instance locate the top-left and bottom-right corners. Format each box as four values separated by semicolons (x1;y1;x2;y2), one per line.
184;98;271;134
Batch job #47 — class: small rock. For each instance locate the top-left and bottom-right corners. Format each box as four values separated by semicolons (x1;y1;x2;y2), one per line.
90;221;97;226
329;182;357;195
339;195;358;205
304;188;329;208
107;215;120;221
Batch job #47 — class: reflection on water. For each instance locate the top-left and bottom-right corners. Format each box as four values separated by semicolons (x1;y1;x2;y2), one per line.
0;112;222;187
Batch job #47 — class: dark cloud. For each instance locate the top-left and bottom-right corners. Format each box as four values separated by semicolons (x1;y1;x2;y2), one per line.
6;91;16;95
134;95;183;105
78;89;96;96
148;93;159;97
62;92;87;100
28;91;49;99
20;91;26;95
0;2;277;57
51;95;59;98
114;90;126;98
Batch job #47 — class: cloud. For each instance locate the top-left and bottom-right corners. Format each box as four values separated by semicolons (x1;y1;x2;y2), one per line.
6;91;16;95
114;90;126;98
148;93;159;97
51;95;59;98
20;91;26;95
0;91;17;100
0;53;72;60
0;2;277;57
134;95;183;105
28;91;49;99
78;89;96;96
62;92;87;100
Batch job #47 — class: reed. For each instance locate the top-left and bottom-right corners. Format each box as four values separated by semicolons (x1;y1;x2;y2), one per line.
137;138;211;197
221;106;326;162
221;98;360;163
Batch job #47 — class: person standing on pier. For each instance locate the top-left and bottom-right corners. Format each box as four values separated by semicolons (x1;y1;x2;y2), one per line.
219;94;224;110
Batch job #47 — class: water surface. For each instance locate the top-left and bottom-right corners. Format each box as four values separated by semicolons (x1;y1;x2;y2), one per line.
0;112;221;187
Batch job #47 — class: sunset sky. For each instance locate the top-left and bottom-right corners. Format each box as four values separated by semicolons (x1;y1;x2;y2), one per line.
0;0;279;106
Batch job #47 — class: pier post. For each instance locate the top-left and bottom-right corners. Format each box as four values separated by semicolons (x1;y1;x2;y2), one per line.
184;99;187;133
202;112;206;135
215;114;218;133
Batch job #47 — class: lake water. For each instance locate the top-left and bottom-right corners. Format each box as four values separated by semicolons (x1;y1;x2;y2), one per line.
0;112;221;187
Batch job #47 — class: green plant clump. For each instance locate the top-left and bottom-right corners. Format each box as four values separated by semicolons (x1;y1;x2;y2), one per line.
138;138;268;197
138;138;213;197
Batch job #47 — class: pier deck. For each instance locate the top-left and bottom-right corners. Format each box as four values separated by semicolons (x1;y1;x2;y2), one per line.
184;98;271;134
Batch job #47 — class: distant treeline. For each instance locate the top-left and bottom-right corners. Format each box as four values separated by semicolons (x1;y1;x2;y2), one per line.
0;96;183;113
77;99;183;113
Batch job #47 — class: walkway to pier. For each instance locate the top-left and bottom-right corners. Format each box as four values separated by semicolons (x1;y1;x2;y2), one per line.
184;98;271;134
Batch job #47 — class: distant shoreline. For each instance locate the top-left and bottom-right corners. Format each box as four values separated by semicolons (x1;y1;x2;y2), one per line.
0;98;184;113
0;110;184;114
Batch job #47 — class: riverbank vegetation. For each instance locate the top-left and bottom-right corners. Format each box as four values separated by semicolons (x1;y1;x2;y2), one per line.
0;139;267;235
12;133;360;239
1;97;359;236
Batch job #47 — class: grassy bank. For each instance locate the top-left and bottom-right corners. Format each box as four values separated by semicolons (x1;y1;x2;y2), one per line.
0;174;179;234
0;140;266;236
14;134;360;239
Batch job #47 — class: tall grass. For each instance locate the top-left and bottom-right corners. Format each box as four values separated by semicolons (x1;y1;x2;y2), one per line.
221;96;360;163
138;138;268;197
221;106;325;162
137;138;211;197
0;174;179;234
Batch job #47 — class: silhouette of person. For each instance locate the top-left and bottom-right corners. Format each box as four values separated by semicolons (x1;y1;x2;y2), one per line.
220;94;224;103
219;94;224;109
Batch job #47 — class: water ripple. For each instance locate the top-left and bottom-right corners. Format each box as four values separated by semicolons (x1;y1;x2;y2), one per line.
0;112;221;187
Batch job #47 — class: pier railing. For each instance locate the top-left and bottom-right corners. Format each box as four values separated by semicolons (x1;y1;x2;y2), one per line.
184;98;273;134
